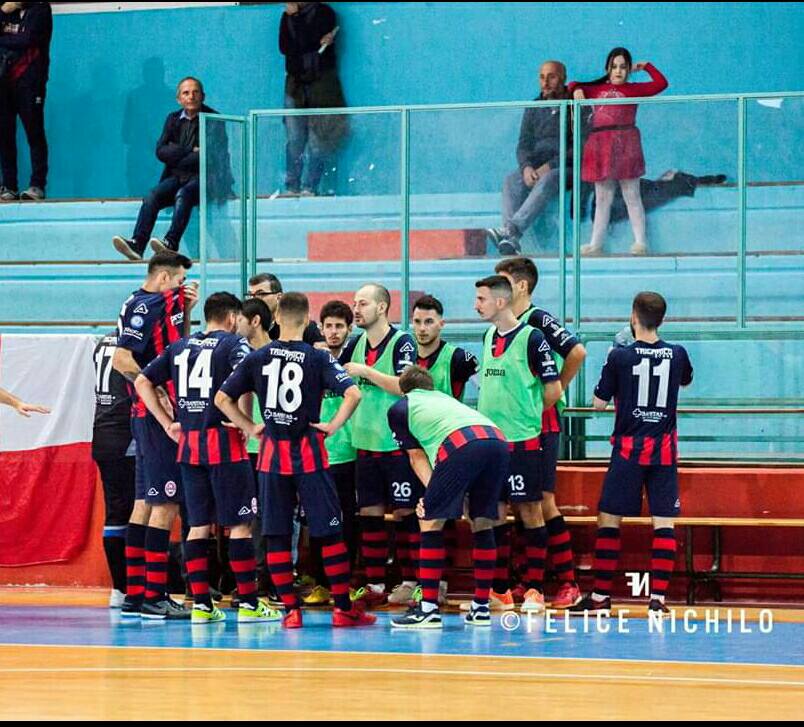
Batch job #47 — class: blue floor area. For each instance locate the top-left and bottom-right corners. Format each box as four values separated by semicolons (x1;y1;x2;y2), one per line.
1;606;801;667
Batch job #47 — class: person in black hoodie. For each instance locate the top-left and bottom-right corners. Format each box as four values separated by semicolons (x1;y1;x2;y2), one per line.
113;76;231;260
0;1;52;201
280;2;347;196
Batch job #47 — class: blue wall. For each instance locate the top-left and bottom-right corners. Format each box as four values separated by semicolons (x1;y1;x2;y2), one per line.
17;2;804;198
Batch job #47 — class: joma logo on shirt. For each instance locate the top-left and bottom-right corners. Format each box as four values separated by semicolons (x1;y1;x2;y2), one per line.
485;368;506;377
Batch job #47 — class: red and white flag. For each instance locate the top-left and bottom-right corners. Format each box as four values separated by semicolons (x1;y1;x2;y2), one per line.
0;334;97;566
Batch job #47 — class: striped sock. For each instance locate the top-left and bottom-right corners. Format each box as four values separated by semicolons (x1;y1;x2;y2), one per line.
472;528;496;605
592;527;621;598
403;513;420;582
124;522;147;600
394;521;410;581
524;526;548;591
492;524;511;594
144;526;171;603
443;519;458;572
321;534;352;611
265;536;298;611
546;515;577;583
185;538;212;608
419;530;445;607
229;537;258;608
650;528;677;601
360;515;388;585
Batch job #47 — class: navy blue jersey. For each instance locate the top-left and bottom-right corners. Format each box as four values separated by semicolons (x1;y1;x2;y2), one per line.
595;339;693;465
523;306;581;360
523;306;580;433
116;287;186;417
142;330;251;465
220;340;355;474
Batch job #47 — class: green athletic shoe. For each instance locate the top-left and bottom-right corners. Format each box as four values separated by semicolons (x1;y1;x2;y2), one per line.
238;600;282;623
191;603;226;624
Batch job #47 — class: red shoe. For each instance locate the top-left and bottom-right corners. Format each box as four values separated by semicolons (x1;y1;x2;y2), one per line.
283;609;303;629
551;582;582;609
332;607;377;628
350;586;387;609
510;582;527;604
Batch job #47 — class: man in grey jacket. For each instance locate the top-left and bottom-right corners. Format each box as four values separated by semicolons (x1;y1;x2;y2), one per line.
487;61;571;255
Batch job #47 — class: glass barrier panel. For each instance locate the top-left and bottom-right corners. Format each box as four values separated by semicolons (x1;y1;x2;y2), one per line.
576;99;739;330
251;110;403;326
200;115;246;298
408;104;569;331
746;95;804;325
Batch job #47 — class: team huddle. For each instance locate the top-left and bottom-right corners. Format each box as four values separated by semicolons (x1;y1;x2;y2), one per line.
98;251;692;630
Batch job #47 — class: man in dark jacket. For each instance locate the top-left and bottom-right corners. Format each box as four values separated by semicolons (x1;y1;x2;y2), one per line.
487;61;572;256
280;2;347;196
113;77;224;260
0;1;52;201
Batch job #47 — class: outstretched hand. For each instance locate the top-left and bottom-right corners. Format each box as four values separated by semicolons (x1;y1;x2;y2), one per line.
15;402;51;418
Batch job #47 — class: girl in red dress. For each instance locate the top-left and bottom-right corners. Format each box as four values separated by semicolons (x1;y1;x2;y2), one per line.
570;48;668;255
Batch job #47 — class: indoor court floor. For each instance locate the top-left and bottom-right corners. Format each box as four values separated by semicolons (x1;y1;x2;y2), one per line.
0;588;802;719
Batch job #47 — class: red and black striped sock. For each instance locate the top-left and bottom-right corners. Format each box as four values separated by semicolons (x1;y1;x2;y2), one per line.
592;527;621;598
650;528;677;600
321;534;352;611
419;530;445;607
265;536;298;611
402;513;420;582
443;519;458;575
124;522;147;601
229;537;258;608
472;528;496;605
492;524;511;594
546;515;577;583
144;526;171;603
394;521;410;581
184;538;212;608
524;526;548;591
360;515;388;585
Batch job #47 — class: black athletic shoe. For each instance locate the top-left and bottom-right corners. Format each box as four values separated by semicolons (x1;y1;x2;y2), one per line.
390;605;442;629
149;237;179;255
464;605;491;627
567;593;612;617
140;598;191;620
497;237;522;256
696;173;727;186
648;598;670;614
120;596;143;618
112;235;146;261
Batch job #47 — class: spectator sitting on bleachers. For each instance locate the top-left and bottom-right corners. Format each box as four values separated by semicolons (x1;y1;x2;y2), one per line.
0;1;52;202
486;60;573;256
113;76;225;260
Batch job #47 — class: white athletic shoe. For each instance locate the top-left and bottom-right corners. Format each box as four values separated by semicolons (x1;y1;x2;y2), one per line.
108;589;126;609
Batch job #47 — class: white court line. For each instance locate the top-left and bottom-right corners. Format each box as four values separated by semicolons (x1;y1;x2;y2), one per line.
0;664;802;688
0;641;802;671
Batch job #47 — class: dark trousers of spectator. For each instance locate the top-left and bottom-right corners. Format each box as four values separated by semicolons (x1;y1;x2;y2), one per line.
94;456;136;593
308;461;358;586
132;175;199;249
0;76;48;191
